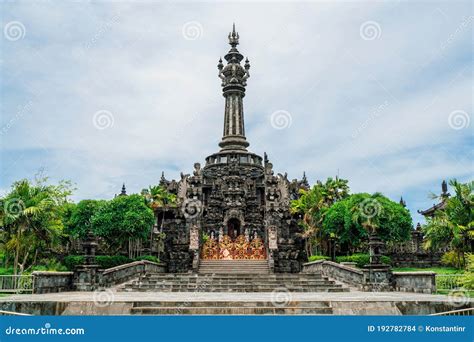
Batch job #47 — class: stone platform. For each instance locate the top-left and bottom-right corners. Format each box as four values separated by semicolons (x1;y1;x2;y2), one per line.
0;291;471;316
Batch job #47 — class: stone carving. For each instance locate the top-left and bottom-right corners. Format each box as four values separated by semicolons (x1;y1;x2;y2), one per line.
189;225;199;250
268;226;278;250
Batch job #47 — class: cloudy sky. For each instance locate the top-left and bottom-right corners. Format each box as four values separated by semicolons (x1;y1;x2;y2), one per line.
1;0;472;224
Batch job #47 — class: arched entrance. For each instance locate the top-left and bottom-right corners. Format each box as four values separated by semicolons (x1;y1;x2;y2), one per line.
227;218;241;239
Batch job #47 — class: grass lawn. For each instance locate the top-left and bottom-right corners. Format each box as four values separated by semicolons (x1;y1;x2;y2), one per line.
392;267;464;274
436;289;474;298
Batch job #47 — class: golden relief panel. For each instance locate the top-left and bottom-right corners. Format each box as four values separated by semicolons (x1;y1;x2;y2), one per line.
201;234;266;260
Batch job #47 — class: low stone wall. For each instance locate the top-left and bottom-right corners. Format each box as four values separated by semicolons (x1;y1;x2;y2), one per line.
303;260;364;288
303;260;436;293
99;260;166;287
389;253;443;268
32;271;74;294
392;272;436;294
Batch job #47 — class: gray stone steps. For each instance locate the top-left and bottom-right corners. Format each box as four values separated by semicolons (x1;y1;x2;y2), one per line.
122;285;347;293
143;274;324;280
124;284;343;290
117;270;349;293
198;260;270;274
134;281;331;286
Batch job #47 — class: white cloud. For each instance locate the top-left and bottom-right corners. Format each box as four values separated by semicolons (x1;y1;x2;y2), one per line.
1;1;472;225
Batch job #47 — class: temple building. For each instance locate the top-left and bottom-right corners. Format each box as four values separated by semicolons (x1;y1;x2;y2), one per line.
157;25;308;273
417;180;451;218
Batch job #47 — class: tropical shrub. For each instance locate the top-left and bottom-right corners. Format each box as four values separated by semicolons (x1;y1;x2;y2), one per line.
460;253;474;290
336;253;391;268
441;251;466;269
308;255;330;262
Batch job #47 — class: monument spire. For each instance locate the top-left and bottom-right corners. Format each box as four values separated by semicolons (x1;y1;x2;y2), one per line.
218;24;250;151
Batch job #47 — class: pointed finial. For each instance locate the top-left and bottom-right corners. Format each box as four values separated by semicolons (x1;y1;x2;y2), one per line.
228;23;239;47
120;183;127;196
399;196;406;207
441;180;450;198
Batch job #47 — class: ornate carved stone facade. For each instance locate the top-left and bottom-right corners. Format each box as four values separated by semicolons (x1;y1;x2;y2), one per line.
157;25;308;273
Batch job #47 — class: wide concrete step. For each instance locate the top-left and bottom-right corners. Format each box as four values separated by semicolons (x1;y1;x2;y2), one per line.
130;301;332;308
131;306;333;315
130;300;334;314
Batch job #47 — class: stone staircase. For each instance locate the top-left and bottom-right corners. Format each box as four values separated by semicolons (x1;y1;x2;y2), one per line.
198;260;270;274
119;272;348;293
130;300;334;315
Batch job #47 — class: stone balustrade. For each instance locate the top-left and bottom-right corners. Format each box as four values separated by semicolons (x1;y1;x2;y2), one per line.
100;260;166;287
302;260;436;293
32;260;166;293
303;260;364;289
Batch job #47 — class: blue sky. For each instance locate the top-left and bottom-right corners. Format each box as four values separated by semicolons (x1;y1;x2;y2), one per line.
1;1;472;225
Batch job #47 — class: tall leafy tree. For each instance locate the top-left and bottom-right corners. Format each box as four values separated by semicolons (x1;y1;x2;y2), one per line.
0;178;73;275
290;177;349;256
323;193;412;254
423;180;474;267
92;194;155;258
65;200;105;239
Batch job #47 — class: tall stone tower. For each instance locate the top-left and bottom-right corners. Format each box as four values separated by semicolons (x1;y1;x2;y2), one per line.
159;25;308;273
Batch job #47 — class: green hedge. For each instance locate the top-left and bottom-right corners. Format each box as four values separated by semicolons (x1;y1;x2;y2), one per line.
63;255;159;271
308;255;330;262
336;254;391;268
134;255;160;263
63;255;85;271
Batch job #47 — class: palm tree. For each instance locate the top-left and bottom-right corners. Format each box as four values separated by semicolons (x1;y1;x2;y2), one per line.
1;179;71;275
424;180;473;267
142;185;177;257
290;177;350;257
